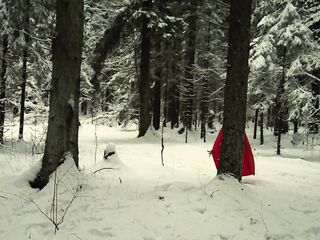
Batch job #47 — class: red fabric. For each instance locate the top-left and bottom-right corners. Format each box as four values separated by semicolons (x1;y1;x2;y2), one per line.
212;129;255;176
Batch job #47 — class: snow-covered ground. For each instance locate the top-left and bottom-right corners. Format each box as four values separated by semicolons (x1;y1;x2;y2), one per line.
0;120;320;240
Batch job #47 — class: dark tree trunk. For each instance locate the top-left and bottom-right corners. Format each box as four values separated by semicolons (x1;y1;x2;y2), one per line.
138;0;152;137
168;41;180;129
18;0;30;140
200;22;211;142
260;111;264;145
274;48;289;137
183;1;197;131
163;45;169;128
293;120;298;134
152;37;161;131
267;107;271;129
168;81;179;129
276;47;287;155
218;0;253;181
0;35;8;145
30;0;84;189
253;109;258;139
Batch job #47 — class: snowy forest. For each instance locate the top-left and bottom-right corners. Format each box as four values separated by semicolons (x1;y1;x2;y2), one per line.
0;0;320;239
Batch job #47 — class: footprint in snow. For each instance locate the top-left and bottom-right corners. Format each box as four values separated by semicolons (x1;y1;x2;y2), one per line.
193;206;207;214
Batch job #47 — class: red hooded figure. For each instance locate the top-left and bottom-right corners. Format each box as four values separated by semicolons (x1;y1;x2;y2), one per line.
212;129;255;176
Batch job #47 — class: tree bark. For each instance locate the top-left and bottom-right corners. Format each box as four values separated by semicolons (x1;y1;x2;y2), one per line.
18;0;30;140
253;109;258;139
30;0;84;189
276;47;286;155
168;41;180;129
274;47;289;137
152;37;161;131
260;111;264;145
293;120;298;134
182;1;197;131
200;22;211;142
163;43;169;128
138;0;152;137
0;35;8;145
218;0;253;181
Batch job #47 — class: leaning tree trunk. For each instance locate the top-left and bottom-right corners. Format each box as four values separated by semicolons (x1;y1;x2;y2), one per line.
0;35;8;145
30;0;84;189
218;0;253;181
18;0;30;140
138;0;152;137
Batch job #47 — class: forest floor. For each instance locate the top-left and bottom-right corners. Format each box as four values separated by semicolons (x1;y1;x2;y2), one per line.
0;118;320;240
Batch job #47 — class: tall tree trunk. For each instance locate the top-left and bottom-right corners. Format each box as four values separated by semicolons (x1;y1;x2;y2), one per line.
0;35;8;145
183;1;197;131
152;37;161;131
293;120;298;133
30;0;84;189
276;47;286;155
168;41;180;129
266;107;271;129
253;109;258;139
274;47;289;137
200;22;211;142
18;0;30;140
163;44;169;128
218;0;253;181
260;111;264;145
138;0;152;137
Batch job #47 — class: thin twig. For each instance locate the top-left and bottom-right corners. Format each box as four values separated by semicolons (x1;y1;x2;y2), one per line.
57;193;78;225
161;120;165;166
30;199;59;231
260;201;270;234
93;167;117;174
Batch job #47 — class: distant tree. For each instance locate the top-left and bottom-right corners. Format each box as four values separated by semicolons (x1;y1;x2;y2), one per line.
181;0;198;132
0;0;9;145
30;0;84;189
0;35;8;145
218;0;253;181
250;1;319;153
18;0;30;140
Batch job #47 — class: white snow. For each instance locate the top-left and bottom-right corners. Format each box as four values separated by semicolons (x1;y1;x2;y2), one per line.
104;142;116;156
0;122;320;240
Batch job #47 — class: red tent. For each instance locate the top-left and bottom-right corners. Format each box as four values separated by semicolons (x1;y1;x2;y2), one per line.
212;129;255;176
